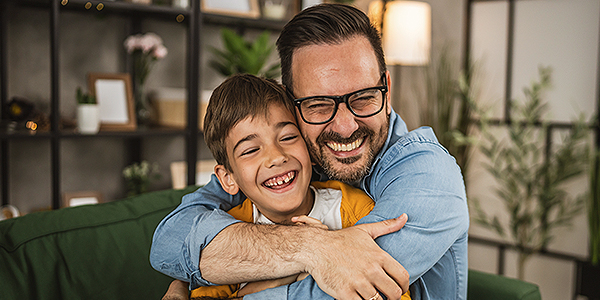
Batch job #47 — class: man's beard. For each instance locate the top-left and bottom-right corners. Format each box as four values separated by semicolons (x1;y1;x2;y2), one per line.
305;117;389;183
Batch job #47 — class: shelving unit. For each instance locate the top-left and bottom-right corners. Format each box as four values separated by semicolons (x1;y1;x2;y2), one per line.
0;0;290;209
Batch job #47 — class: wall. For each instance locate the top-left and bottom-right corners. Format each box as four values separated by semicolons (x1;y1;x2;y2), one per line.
466;1;599;300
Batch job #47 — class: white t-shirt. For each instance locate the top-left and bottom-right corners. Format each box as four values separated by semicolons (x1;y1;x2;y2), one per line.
253;186;343;230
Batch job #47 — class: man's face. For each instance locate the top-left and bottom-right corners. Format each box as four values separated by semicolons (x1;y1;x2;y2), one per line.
290;35;391;183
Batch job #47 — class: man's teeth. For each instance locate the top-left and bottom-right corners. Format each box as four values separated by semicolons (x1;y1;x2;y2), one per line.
264;171;295;187
327;138;363;152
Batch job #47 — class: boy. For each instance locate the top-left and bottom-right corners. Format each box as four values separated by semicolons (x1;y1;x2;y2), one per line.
189;74;409;300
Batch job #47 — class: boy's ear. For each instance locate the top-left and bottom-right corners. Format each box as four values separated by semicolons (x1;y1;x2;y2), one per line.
214;165;239;195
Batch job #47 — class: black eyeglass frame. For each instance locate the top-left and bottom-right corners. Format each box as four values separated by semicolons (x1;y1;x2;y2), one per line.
287;73;388;125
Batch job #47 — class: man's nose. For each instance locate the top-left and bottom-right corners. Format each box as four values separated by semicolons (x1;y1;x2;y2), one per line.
329;104;359;138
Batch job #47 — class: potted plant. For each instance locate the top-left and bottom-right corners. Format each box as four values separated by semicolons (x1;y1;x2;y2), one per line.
76;87;99;134
209;28;280;79
471;67;590;280
416;46;481;177
576;150;600;298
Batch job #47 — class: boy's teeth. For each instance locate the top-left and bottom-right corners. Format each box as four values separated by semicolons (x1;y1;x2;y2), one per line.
327;137;364;152
264;171;295;187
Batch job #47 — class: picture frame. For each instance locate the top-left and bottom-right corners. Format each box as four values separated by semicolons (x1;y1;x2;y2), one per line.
87;72;136;131
201;0;260;19
62;191;103;208
170;160;217;189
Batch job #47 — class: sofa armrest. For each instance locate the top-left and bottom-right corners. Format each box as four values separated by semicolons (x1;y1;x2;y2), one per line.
468;269;542;300
0;186;199;300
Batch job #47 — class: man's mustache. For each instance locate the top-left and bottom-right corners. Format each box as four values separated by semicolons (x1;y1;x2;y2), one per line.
315;126;374;145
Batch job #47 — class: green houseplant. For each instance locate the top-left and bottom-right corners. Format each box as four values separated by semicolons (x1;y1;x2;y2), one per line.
209;28;280;79
417;47;480;177
590;150;600;265
76;87;99;134
471;67;590;280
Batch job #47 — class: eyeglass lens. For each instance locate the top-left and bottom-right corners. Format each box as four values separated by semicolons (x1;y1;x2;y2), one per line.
299;88;384;124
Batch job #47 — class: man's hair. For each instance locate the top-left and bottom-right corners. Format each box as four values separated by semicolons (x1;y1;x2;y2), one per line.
204;74;295;172
276;3;386;94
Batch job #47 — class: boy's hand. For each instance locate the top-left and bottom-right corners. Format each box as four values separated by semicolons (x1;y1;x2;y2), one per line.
291;215;329;230
162;280;189;300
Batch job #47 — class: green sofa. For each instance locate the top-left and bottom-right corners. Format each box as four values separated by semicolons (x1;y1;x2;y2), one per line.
0;187;541;300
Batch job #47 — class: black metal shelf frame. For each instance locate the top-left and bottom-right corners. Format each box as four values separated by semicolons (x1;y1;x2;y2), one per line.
0;0;287;208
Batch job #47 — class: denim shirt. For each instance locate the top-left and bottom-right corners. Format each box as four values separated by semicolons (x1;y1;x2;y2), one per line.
150;110;469;300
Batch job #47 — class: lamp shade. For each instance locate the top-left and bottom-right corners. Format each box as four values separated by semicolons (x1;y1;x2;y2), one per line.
382;1;431;66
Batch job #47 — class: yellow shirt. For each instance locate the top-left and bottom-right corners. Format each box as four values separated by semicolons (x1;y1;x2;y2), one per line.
191;180;410;300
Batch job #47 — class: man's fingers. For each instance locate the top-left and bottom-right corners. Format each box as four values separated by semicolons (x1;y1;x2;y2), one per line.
384;258;410;296
357;213;408;239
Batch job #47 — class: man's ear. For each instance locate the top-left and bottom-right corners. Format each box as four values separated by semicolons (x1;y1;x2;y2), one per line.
385;70;392;114
214;165;240;196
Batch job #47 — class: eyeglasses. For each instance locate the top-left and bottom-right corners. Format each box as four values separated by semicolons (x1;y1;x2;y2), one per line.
287;73;388;125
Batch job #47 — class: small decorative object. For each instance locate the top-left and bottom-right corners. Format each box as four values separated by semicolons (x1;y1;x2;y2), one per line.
471;67;590;280
0;205;21;220
124;32;168;127
172;0;189;8
125;0;152;4
62;191;103;207
87;73;137;131
210;28;280;79
123;161;161;197
75;87;100;134
262;0;287;20
3;96;50;133
201;0;260;18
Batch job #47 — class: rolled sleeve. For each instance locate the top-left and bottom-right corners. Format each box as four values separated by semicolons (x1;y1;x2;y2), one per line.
150;175;245;288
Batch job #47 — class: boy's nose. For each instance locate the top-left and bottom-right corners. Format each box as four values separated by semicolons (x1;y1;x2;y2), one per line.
265;146;288;168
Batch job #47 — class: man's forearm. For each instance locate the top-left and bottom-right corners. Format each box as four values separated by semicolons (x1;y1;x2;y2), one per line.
200;222;320;284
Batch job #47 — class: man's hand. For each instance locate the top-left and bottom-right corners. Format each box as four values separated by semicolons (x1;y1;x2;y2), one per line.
305;214;409;300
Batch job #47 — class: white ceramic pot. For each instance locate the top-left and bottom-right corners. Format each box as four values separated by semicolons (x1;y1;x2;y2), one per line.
77;104;100;134
263;2;286;20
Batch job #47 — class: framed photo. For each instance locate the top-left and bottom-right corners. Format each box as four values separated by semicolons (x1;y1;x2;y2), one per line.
87;73;136;131
201;0;260;19
62;191;103;208
170;160;217;189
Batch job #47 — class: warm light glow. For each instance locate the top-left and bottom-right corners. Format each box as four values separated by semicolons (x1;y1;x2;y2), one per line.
382;1;431;66
176;14;185;23
367;1;384;32
85;2;92;9
26;121;37;131
61;0;68;6
96;3;104;10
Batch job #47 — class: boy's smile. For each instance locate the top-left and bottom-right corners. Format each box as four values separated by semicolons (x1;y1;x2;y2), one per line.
215;103;314;224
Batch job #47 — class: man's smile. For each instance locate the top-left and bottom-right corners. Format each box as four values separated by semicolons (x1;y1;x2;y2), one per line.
326;137;365;153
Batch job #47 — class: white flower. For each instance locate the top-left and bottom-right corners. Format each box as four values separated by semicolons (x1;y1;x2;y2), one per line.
153;45;168;59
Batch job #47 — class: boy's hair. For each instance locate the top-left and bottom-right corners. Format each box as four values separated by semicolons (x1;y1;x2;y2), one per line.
204;74;295;172
276;3;386;94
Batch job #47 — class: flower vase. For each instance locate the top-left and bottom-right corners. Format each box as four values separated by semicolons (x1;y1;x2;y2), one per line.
135;82;153;128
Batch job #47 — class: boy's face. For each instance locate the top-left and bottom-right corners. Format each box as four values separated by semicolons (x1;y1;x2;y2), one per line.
215;103;314;224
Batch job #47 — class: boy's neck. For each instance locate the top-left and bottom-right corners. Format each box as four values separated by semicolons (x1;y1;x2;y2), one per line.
253;187;315;225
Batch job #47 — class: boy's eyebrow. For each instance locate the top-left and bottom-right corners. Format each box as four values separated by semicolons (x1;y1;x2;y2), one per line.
232;121;297;153
233;134;258;153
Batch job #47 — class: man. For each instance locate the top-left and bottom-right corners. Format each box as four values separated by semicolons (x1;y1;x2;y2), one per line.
151;4;469;300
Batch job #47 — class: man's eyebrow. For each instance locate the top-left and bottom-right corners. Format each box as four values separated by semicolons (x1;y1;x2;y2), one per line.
233;133;258;153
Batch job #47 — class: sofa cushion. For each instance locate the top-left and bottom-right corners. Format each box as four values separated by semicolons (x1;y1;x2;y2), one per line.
0;186;198;300
468;269;542;300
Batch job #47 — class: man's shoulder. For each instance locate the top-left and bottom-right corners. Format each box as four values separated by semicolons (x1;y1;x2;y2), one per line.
384;125;450;163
